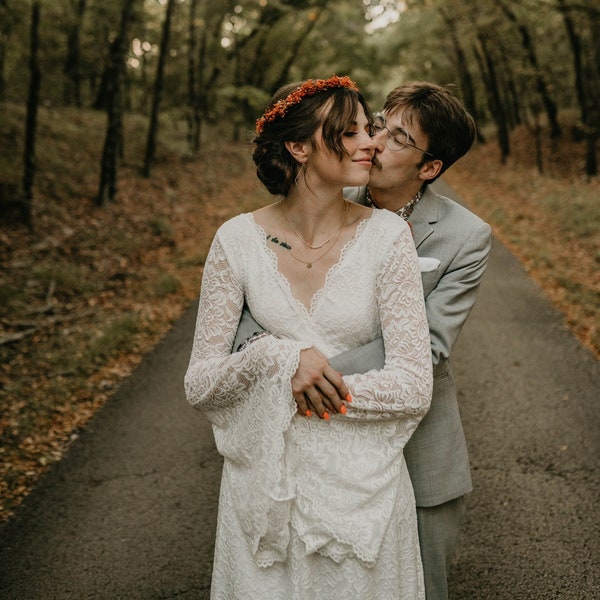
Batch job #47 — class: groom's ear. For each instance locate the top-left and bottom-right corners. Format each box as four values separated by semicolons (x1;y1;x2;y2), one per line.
285;140;310;164
419;159;443;183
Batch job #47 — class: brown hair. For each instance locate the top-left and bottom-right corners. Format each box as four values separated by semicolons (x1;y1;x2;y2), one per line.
384;81;476;181
253;80;371;196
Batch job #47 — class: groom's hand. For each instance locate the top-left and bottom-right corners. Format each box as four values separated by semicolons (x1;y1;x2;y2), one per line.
292;347;351;420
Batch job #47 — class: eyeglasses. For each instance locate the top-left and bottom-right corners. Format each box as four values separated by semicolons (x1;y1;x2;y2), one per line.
370;112;433;157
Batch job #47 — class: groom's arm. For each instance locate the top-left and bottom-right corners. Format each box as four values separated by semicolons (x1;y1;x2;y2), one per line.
232;305;264;351
328;337;384;375
233;306;385;375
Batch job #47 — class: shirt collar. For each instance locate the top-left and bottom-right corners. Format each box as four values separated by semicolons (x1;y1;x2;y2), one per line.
365;187;424;221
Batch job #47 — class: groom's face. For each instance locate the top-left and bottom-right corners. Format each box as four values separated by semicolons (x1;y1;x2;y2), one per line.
368;108;431;196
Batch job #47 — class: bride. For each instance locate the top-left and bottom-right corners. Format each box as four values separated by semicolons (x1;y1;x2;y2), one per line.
184;76;432;599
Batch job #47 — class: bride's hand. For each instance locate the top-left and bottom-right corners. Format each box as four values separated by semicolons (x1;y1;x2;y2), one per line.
291;347;351;420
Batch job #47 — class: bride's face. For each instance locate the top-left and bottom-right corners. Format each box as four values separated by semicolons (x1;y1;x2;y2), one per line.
308;105;375;189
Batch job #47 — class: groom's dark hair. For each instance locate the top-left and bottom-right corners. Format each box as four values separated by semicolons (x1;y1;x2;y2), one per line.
384;82;476;181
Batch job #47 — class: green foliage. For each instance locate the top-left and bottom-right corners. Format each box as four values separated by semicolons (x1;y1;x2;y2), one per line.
179;252;206;268
83;313;140;369
32;261;102;296
153;273;181;297
217;85;270;120
0;0;596;237
0;282;22;309
1;0;598;172
541;186;600;240
148;216;174;239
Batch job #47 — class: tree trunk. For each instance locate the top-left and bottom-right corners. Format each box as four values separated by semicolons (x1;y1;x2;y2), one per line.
495;0;561;138
496;38;521;130
525;99;544;174
557;0;597;176
191;7;224;151
193;16;217;151
63;0;87;107
270;8;322;92
474;31;510;163
92;66;111;110
186;0;200;152
192;28;207;152
21;0;42;226
0;0;9;102
591;12;600;97
143;0;175;177
96;0;137;206
439;8;485;143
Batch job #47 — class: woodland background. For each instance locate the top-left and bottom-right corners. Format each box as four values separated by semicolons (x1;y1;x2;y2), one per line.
0;0;599;521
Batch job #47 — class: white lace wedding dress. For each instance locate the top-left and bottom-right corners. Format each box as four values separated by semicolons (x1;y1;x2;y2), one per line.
185;209;432;600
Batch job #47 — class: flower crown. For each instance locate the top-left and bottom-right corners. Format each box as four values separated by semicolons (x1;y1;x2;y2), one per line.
255;75;359;134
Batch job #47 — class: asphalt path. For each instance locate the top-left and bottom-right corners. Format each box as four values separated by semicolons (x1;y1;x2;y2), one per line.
1;183;599;599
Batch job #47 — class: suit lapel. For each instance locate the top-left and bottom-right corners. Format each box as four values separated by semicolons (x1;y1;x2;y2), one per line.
409;187;438;249
408;186;437;248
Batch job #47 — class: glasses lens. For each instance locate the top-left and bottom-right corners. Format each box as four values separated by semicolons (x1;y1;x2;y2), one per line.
370;115;385;137
386;128;408;151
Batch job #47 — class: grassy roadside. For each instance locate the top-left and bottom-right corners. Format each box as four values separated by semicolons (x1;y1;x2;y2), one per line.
0;105;267;522
1;106;598;523
444;125;599;359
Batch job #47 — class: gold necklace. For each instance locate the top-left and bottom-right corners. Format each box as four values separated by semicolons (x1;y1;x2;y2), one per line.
280;201;347;249
288;226;343;269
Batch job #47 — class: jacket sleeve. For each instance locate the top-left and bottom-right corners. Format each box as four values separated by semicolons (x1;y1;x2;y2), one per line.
426;221;492;365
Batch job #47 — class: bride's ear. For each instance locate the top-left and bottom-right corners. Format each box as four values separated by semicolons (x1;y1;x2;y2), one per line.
285;140;310;164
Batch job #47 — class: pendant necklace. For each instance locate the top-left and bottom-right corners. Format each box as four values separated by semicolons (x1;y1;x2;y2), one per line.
280;201;347;249
288;226;343;268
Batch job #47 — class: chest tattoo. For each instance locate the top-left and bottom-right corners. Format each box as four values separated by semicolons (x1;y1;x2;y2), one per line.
266;234;291;250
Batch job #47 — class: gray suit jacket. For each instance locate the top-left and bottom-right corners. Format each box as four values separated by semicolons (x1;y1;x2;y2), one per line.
234;185;492;507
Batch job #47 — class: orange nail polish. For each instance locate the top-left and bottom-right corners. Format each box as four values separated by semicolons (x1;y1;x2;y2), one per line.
340;405;347;415
346;393;352;403
305;409;312;417
323;411;330;420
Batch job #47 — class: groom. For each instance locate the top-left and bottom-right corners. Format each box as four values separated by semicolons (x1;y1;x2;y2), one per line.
235;81;492;600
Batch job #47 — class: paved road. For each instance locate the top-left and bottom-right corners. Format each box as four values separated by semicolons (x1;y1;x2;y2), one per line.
1;185;599;599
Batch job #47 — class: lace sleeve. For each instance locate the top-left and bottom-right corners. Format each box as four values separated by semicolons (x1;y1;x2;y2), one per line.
184;234;308;414
184;230;314;562
344;226;433;420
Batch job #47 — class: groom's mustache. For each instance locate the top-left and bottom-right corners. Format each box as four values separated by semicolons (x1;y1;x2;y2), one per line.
371;155;383;170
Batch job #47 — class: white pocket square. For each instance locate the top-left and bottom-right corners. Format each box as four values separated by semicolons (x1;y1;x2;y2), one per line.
418;257;440;272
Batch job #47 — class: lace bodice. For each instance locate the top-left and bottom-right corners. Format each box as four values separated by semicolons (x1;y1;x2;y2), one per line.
185;209;432;569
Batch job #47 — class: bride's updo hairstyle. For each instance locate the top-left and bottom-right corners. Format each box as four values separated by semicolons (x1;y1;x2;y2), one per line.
253;76;371;196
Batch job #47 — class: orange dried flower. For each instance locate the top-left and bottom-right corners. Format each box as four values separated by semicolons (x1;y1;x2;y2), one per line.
255;75;359;134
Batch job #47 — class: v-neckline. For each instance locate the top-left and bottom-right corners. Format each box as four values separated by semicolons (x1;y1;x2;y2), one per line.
248;212;373;316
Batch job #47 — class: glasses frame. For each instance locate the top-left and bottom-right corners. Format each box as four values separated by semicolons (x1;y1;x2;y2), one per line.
370;112;433;158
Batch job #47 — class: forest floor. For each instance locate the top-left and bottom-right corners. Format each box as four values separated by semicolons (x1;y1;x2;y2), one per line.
0;106;598;523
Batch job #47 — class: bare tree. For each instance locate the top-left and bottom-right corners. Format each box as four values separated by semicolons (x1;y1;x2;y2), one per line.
0;0;11;101
21;0;42;226
494;0;561;138
186;0;199;151
438;7;485;143
187;0;230;151
96;0;138;206
474;29;510;162
143;0;175;177
63;0;87;106
270;8;324;92
557;0;597;176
